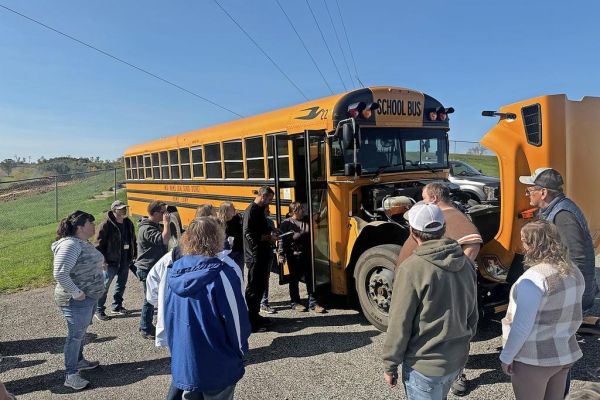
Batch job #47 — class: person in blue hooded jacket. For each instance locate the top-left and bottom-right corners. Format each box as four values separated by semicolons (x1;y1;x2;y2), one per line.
165;216;251;400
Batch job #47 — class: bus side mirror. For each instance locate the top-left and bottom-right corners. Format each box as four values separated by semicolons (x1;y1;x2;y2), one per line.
342;123;360;150
345;163;362;176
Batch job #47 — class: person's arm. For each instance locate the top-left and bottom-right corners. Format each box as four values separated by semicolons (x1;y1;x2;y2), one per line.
243;207;260;250
499;279;544;365
466;269;479;339
462;243;481;262
94;220;108;255
146;251;172;307
382;265;419;375
53;240;85;300
129;219;138;261
554;211;589;268
161;212;171;245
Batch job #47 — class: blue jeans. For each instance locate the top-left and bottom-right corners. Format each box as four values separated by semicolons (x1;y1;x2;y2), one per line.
182;384;236;400
58;297;96;375
402;365;460;400
96;262;129;313
136;269;155;334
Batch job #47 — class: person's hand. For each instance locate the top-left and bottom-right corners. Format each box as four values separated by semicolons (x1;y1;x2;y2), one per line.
74;292;86;301
102;261;108;272
383;371;397;388
162;211;170;225
277;255;285;265
501;362;514;376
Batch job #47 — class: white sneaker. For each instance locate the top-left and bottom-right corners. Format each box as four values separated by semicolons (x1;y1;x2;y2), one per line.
76;359;100;371
64;373;89;390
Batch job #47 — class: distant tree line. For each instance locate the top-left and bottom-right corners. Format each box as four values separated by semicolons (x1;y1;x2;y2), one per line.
0;156;124;178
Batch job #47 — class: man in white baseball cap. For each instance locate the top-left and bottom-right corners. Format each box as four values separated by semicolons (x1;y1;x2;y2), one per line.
383;203;478;399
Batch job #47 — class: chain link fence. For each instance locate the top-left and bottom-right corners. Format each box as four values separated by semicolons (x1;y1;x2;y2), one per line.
0;168;126;232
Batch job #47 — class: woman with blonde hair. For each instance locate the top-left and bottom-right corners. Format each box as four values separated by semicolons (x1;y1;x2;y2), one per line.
164;217;250;399
217;202;244;270
500;219;584;400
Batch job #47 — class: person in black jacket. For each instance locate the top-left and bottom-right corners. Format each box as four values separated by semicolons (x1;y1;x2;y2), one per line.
218;202;244;270
94;200;137;321
243;186;276;332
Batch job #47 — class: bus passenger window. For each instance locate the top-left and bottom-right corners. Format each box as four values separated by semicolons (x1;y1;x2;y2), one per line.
267;134;290;179
125;157;132;180
169;150;180;179
143;154;151;179
205;143;223;179
151;153;160;179
191;146;204;178
245;137;265;179
160;151;169;179
136;155;143;179
180;148;191;179
224;140;244;179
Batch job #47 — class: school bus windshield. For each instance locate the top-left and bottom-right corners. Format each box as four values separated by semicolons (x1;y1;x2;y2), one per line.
330;128;448;175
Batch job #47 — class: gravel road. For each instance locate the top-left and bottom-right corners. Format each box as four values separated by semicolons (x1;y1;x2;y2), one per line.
1;264;599;400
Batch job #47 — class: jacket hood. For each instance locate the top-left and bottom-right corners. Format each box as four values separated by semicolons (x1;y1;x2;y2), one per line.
413;238;469;272
51;237;76;255
138;217;158;227
168;255;225;297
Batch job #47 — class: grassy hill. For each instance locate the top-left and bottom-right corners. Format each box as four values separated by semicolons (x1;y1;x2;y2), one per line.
450;154;499;177
0;171;126;292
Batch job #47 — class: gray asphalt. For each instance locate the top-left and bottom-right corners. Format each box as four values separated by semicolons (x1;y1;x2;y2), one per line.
1;264;599;400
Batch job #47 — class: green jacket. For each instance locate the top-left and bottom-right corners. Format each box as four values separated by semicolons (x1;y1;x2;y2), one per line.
382;238;478;377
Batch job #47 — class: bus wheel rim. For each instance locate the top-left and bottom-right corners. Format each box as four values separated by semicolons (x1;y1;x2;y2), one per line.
366;266;393;313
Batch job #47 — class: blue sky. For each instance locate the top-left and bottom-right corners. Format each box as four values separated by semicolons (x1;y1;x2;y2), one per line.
0;0;597;161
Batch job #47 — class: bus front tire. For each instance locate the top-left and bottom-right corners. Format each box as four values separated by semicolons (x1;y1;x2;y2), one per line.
355;244;401;332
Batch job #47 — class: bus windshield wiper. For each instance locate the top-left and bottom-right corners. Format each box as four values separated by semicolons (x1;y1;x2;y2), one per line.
371;162;404;181
416;162;441;173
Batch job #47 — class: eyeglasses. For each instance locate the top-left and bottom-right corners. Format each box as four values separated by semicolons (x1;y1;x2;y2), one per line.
525;187;543;196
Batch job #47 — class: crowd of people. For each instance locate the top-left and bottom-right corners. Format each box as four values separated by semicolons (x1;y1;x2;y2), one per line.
46;167;599;400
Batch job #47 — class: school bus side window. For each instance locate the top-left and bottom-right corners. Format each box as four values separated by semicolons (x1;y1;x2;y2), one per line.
143;154;152;179
180;148;191;179
130;157;138;179
125;157;132;180
169;149;180;179
267;134;290;179
245;136;265;179
205;143;222;179
136;155;143;179
224;140;244;179
191;146;204;178
160;151;169;179
151;153;160;179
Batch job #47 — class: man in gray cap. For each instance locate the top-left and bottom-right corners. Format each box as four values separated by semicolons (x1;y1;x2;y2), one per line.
382;203;478;399
519;168;599;334
94;200;137;321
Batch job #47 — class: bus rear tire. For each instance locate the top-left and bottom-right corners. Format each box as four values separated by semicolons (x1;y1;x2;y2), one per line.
355;244;401;332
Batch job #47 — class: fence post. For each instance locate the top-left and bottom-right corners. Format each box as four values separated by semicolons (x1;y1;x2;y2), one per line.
55;176;59;221
114;168;117;201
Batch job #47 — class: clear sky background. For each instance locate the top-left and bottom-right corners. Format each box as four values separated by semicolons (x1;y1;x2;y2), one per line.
0;0;597;161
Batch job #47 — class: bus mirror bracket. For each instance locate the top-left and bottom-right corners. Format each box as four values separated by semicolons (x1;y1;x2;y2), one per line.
328;118;362;178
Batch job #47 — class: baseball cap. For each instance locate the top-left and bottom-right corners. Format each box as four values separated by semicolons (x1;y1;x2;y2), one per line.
111;200;128;210
518;168;563;190
404;203;445;232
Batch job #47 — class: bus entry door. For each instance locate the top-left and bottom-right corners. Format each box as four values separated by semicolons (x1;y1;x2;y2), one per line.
273;131;329;292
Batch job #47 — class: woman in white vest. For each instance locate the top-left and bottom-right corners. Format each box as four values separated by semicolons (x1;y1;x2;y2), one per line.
500;220;585;400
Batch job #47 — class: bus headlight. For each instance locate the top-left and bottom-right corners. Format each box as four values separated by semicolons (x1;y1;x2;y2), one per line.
479;255;508;282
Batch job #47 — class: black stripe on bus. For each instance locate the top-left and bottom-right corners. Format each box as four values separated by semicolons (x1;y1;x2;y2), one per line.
127;193;293;207
125;179;297;188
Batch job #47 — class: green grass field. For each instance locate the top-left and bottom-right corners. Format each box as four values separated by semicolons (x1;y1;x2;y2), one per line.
0;171;126;292
450;154;499;177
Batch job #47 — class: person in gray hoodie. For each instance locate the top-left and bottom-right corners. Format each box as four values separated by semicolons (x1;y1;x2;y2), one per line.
134;200;171;339
382;203;478;400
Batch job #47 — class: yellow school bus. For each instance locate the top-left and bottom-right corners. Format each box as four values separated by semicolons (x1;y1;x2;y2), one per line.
123;87;600;331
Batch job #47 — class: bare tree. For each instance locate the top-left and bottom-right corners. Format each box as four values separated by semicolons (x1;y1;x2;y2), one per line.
0;159;17;176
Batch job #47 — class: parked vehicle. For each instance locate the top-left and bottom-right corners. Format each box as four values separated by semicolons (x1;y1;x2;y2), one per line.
448;160;500;204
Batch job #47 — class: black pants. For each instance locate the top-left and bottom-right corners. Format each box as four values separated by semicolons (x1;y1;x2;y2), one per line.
287;253;315;305
245;253;271;325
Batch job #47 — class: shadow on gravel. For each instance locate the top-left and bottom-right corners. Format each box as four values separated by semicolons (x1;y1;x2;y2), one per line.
0;333;117;356
572;334;600;382
264;312;374;334
5;356;171;396
0;356;46;373
246;330;379;365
